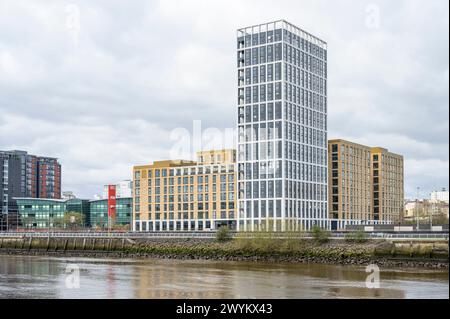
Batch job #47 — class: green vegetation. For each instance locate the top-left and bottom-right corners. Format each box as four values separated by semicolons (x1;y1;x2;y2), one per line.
345;229;368;243
62;212;85;230
215;226;232;242
311;226;330;244
432;214;449;225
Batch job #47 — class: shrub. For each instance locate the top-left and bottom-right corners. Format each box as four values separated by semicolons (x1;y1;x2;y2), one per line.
216;226;232;243
311;226;330;244
345;229;368;243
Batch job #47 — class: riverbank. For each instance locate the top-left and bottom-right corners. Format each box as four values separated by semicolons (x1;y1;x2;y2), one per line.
0;236;448;269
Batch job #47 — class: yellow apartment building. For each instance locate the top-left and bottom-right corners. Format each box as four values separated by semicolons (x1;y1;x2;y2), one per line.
132;150;237;231
371;147;404;223
328;140;404;229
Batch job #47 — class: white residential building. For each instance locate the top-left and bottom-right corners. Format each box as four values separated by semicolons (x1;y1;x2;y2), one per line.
102;180;132;199
430;189;449;204
237;20;328;231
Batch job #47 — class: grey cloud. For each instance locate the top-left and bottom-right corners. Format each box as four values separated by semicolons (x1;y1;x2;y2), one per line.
0;0;448;199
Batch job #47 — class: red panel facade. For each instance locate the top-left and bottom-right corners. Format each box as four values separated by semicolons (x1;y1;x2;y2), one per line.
54;162;61;199
107;185;116;220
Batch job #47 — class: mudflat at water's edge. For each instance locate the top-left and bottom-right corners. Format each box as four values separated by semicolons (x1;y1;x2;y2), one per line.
0;255;448;299
0;236;448;269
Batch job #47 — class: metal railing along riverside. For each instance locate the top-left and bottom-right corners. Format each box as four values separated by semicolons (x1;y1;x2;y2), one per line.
0;231;448;240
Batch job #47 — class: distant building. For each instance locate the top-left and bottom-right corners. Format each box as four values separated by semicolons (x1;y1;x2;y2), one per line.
404;201;418;219
62;191;76;200
102;180;132;199
404;199;449;223
1;150;61;230
431;188;449;204
328;140;404;229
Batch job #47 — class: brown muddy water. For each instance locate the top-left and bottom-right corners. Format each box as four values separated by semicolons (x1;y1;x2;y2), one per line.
0;255;448;299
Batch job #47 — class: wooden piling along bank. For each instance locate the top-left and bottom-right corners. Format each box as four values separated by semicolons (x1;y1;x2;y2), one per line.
0;236;139;254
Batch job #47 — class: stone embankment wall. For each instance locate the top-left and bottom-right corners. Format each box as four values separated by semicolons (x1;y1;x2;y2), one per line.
0;236;448;269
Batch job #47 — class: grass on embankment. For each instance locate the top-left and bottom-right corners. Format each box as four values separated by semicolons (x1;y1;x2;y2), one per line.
0;229;448;263
122;228;448;261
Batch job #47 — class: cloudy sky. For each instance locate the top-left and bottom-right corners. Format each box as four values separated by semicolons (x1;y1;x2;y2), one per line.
0;0;448;199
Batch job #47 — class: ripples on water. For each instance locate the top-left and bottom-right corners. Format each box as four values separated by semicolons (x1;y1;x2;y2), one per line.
0;255;448;299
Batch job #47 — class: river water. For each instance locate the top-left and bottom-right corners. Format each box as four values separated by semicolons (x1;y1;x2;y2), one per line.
0;255;448;299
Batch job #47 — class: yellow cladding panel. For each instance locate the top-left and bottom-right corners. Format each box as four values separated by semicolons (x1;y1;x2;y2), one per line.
197;149;237;165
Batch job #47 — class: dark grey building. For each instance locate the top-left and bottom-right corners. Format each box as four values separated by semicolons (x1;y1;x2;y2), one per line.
0;150;62;230
0;151;24;230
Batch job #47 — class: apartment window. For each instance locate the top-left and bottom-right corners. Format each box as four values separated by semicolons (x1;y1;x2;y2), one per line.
267;45;273;62
267;103;274;121
259;62;266;83
275;102;282;120
253;105;259;122
274;43;282;61
275;63;282;81
252;66;259;84
267;63;273;81
260;104;266;121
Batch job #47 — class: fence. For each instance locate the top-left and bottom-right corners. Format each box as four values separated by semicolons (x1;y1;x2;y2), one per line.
0;231;448;240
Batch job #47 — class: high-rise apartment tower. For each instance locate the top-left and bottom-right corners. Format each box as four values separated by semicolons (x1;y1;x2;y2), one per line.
237;20;328;231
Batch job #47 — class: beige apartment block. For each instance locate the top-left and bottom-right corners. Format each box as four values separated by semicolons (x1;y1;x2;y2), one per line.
132;150;237;231
371;147;404;223
328;140;404;225
197;149;237;165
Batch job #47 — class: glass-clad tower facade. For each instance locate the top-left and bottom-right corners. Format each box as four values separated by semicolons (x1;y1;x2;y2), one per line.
237;20;328;231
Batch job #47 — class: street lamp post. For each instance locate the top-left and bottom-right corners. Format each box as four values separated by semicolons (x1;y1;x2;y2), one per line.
429;195;434;229
416;187;420;231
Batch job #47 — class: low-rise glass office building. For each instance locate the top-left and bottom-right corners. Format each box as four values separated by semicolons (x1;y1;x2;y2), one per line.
89;197;132;229
15;198;90;229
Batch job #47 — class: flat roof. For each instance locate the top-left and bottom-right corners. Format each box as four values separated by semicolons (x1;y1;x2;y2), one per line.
237;19;327;48
329;139;403;158
13;197;68;203
89;197;132;203
133;150;236;170
328;139;372;150
133;160;197;170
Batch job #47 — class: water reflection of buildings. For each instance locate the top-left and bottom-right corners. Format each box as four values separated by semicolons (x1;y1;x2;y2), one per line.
107;265;116;299
131;261;351;299
133;262;233;299
0;256;59;298
0;257;444;299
